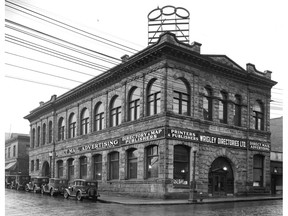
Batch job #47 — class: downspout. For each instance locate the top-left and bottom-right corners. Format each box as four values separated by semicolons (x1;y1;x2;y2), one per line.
246;84;250;196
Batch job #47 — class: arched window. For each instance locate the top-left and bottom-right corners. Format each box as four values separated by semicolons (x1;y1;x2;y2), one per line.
79;156;87;179
94;102;104;131
173;145;190;185
219;91;228;124
68;113;76;138
57;160;63;178
253;101;264;130
203;86;213;120
253;154;264;186
80;108;89;135
128;87;140;121
127;148;138;179
48;121;53;143
58;117;65;141
42;123;46;145
32;128;35;148
146;145;158;178
109;152;119;180
173;78;190;115
67;158;74;181
93;154;102;180
37;126;41;147
234;95;242;126
147;79;161;116
110;96;121;127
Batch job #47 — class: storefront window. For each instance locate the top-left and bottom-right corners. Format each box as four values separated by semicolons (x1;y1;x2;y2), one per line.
67;159;74;180
57;160;63;178
147;79;161;116
80;156;87;179
68;113;76;138
80;108;89;135
110;96;122;127
31;160;34;172
94;102;104;131
127;149;138;179
93;154;102;180
173;78;190;115
36;159;39;170
109;152;119;180
146;145;158;178
203;86;213;121
173;145;189;185
128;87;140;121
253;154;264;187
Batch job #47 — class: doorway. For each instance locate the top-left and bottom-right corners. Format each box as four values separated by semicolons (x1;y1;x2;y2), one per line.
208;157;234;196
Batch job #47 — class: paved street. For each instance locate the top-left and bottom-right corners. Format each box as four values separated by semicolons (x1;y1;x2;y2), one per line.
5;189;282;216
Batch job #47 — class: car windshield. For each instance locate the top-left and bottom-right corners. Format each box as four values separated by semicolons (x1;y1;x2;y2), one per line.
86;182;96;186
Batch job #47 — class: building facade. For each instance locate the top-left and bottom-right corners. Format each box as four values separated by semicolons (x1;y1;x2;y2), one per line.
24;32;276;199
5;133;30;175
270;117;283;195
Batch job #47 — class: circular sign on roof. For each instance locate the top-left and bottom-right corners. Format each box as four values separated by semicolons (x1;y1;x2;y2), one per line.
148;5;190;21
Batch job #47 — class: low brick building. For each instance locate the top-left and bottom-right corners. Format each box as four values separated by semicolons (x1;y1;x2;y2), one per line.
5;133;30;175
24;32;276;199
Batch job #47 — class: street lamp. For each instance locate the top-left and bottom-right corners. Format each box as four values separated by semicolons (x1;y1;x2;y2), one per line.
188;146;197;203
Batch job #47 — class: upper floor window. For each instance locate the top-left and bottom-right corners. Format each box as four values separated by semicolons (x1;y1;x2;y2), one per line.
32;128;36;148
173;78;190;115
58;117;65;141
68;113;76;138
48;121;53;143
147;79;161;116
94;102;104;131
146;145;158;178
234;95;242;126
37;126;41;147
128;87;140;121
203;86;213;121
127;148;138;179
8;147;11;158
110;96;122;127
219;91;228;124
42;123;46;145
253;101;264;130
13;145;16;157
80;108;89;135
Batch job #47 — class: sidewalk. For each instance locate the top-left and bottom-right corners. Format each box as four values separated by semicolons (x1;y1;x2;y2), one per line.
97;193;283;205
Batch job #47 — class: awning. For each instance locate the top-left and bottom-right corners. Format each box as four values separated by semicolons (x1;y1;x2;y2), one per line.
5;162;17;171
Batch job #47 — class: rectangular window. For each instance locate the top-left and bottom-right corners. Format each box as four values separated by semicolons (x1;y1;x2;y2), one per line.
80;157;87;179
109;152;119;180
147;146;158;178
13;146;16;157
93;155;102;180
58;161;63;177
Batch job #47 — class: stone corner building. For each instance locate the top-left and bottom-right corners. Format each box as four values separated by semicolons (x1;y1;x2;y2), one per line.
24;32;277;199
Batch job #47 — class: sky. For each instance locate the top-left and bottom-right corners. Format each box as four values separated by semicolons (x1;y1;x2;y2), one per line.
2;0;287;135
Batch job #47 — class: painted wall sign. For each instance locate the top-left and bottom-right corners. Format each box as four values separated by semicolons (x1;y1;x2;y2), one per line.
167;129;199;141
249;141;270;152
121;128;165;145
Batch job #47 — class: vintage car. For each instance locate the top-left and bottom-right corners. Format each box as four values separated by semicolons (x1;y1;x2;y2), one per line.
5;175;16;188
10;175;31;190
63;179;100;201
25;177;49;193
41;178;68;196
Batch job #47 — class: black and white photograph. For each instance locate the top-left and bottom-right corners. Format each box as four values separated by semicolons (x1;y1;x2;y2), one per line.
3;0;286;215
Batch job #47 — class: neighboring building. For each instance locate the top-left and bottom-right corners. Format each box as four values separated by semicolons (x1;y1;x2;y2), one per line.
24;32;276;199
5;133;30;175
270;117;283;195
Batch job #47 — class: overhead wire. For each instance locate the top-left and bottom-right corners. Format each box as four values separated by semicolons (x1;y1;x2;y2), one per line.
5;1;139;54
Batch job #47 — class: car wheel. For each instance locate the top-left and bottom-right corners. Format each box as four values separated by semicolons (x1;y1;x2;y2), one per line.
25;185;29;192
64;191;69;199
76;192;83;201
50;189;54;196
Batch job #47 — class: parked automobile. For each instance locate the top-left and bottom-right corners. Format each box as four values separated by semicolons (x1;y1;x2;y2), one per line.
10;175;30;190
5;175;16;188
41;178;68;196
25;177;49;193
63;179;100;201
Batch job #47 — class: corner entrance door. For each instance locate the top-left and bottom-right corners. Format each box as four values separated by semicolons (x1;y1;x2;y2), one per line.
212;172;227;196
